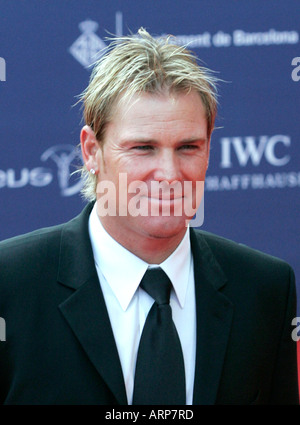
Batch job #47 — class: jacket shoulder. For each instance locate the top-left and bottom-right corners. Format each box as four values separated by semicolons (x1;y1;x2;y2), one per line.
0;224;64;282
0;203;92;283
192;228;294;278
0;224;63;255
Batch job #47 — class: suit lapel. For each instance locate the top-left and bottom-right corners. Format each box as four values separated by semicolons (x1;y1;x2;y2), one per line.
57;203;127;405
190;228;234;405
55;203;233;405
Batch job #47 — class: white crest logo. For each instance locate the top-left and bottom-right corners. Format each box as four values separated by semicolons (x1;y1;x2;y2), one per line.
69;12;123;68
41;145;83;196
69;20;106;68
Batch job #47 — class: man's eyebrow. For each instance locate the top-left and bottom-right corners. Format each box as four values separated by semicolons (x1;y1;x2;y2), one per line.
122;137;208;144
179;137;208;144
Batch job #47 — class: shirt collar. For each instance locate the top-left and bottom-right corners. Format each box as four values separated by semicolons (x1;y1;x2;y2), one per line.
159;228;191;309
88;203;191;311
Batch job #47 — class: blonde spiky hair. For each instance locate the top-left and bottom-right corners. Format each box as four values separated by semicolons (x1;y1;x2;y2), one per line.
78;27;219;201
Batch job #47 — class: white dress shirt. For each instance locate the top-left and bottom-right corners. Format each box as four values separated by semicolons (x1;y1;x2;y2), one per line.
88;203;196;405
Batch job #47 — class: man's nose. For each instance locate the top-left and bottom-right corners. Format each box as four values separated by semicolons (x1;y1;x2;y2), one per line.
152;150;181;182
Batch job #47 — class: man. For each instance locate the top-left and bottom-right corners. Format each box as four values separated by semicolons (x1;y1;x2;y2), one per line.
0;28;298;405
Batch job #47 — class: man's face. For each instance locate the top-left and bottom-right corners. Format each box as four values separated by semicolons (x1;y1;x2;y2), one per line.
89;89;210;244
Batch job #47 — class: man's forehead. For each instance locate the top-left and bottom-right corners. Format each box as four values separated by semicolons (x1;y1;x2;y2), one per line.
112;89;206;121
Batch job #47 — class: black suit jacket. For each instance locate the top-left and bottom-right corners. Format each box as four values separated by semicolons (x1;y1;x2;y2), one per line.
0;202;298;404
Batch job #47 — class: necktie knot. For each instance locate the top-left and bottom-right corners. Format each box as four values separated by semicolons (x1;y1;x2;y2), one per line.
140;267;172;305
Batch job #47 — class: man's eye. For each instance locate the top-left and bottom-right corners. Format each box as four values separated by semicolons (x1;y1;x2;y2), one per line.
179;145;198;151
133;145;154;151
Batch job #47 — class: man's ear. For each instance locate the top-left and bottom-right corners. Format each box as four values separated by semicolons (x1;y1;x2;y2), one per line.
80;125;99;173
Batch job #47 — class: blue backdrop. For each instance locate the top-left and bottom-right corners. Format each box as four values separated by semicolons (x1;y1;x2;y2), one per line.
1;0;299;312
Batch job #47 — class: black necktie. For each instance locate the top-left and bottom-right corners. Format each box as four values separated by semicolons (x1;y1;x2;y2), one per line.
132;267;186;405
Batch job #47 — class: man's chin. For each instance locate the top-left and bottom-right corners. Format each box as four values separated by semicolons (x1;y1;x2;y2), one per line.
137;215;189;240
